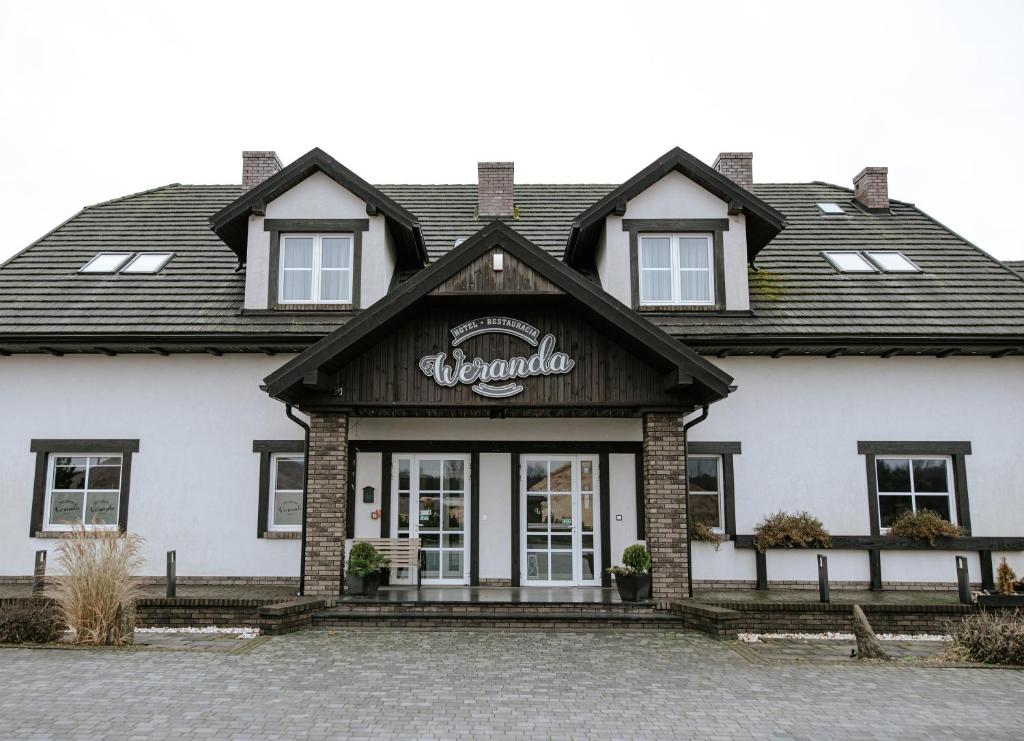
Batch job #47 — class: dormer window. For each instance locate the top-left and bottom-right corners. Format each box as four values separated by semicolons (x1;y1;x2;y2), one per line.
638;234;715;306
279;233;354;304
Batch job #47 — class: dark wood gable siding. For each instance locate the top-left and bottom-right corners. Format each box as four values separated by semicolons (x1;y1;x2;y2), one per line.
329;303;682;410
430;249;564;296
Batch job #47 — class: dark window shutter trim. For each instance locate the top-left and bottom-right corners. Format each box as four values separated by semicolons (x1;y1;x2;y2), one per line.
29;439;140;536
346;447;357;539
685;441;741;537
253;441;304;538
634;452;645;540
257;451;271;538
380;453;392;538
858;442;972;534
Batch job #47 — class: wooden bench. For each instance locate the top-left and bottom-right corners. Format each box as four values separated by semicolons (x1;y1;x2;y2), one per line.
353;538;423;587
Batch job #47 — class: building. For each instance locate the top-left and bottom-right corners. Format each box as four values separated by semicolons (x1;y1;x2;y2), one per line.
1;147;1022;603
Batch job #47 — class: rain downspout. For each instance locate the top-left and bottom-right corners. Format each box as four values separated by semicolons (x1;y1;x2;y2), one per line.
285;404;311;596
682;405;709;599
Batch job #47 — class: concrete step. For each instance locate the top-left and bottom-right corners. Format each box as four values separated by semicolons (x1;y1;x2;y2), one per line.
313;607;686;630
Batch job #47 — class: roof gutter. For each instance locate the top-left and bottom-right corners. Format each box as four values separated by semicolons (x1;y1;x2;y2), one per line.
682;404;709;599
284;404;311;596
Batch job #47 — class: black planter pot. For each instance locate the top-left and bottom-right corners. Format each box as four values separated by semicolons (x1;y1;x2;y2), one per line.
345;571;383;597
613;573;652;602
976;593;1024;608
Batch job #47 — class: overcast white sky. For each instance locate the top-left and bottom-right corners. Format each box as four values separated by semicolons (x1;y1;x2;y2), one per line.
1;0;1022;262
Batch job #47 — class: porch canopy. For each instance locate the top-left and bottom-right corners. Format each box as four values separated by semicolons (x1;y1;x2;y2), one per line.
262;221;734;600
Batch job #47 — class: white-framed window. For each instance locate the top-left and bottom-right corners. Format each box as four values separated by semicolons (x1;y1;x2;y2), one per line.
638;234;715;306
875;455;955;530
688;455;724;531
80;253;133;274
122;252;174;274
865;251;919;272
279;233;354;304
44;454;123;530
269;453;304;531
822;251;877;272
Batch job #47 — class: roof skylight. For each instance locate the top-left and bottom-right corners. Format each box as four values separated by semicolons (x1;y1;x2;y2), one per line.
79;253;133;273
865;251;919;272
122;252;174;274
816;202;845;215
823;251;877;273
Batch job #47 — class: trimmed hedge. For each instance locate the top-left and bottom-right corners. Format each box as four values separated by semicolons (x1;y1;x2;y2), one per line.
0;604;65;644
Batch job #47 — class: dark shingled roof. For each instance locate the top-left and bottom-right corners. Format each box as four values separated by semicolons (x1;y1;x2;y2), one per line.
1;177;1023;353
1006;260;1024;275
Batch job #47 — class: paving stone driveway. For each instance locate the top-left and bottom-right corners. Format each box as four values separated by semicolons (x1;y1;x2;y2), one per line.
1;629;1020;740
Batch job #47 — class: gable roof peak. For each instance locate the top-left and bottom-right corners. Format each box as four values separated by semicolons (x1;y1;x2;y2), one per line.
564;146;787;266
210;147;427;266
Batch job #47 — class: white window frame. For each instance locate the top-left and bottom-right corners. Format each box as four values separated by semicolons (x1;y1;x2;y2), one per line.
688;455;725;533
875;454;956;532
822;251;878;273
79;253;134;274
43;453;123;531
864;251;921;273
278;233;354;305
268;453;304;532
638;233;715;306
121;252;174;274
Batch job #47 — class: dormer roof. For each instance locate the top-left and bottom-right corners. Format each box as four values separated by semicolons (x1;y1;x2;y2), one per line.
564;146;787;267
210;147;428;267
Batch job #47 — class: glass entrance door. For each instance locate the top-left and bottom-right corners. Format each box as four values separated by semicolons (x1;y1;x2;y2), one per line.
390;454;471;585
521;455;600;586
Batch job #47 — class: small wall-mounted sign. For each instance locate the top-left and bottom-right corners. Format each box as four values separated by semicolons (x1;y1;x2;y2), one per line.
362;485;375;504
418;317;575;399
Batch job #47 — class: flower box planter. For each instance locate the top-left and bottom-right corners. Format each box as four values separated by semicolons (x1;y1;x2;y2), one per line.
613;573;651;602
976;593;1024;608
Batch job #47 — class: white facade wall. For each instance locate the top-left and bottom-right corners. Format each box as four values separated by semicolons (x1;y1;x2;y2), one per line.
243;171;396;310
1;354;1021;584
594;171;751;310
689;355;1024;584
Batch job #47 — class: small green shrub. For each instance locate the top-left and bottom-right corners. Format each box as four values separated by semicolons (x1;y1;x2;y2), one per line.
946;610;1024;665
347;542;390;577
691;520;724;551
608;544;652;576
996;559;1018;595
889;509;963;545
753;511;832;552
0;604;65;644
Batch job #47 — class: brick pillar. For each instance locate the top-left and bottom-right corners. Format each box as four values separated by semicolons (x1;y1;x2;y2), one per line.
642;412;689;605
303;412;349;596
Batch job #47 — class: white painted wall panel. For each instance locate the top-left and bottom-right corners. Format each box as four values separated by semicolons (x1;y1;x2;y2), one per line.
479;453;511;580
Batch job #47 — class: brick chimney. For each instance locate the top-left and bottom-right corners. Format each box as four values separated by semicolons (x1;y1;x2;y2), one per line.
478;162;514;218
242;151;283;190
853;167;889;211
713;152;753;190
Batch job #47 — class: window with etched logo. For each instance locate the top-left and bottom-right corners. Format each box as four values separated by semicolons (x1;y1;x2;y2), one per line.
45;454;123;530
269;454;304;531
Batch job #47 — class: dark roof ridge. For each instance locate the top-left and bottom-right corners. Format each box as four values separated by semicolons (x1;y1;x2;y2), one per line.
85;183;183;210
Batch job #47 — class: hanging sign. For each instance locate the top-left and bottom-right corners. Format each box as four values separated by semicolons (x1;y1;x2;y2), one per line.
418;317;575;399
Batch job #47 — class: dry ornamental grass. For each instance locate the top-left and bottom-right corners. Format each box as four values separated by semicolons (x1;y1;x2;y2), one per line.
946;611;1024;665
47;527;145;646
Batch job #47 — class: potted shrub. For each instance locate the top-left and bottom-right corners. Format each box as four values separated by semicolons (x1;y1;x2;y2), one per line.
608;543;652;602
888;509;962;545
977;558;1024;608
345;542;390;597
753;511;832;552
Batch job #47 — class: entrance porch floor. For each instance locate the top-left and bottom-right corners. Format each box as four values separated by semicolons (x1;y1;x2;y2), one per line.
338;586;632;605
